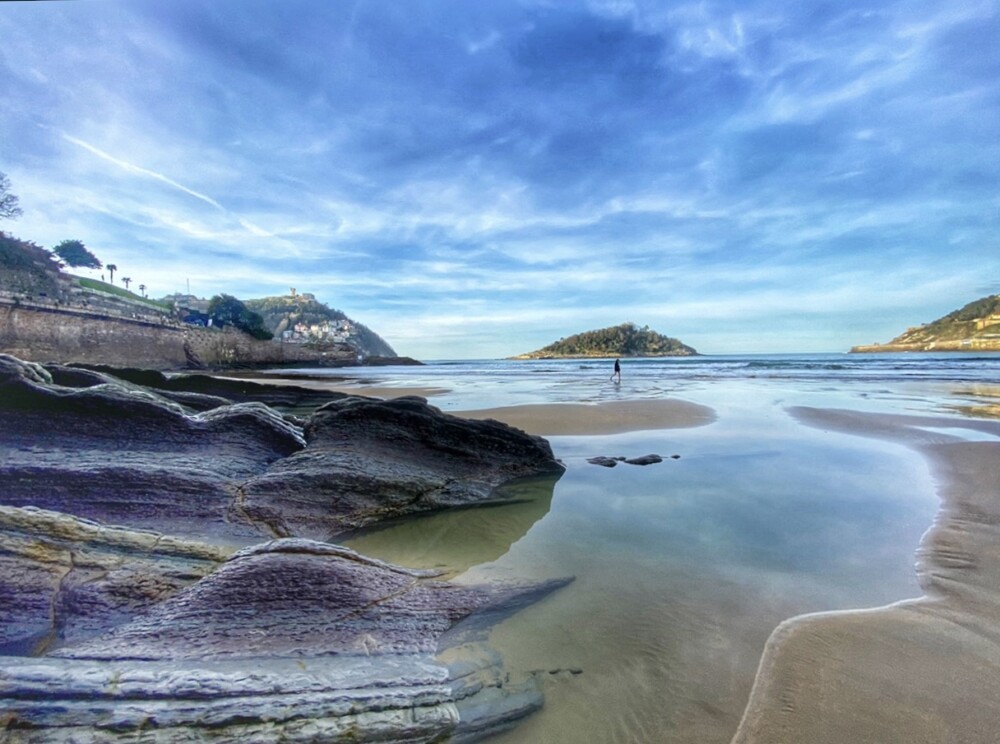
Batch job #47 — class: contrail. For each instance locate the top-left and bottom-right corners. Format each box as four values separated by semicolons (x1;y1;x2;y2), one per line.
60;133;225;212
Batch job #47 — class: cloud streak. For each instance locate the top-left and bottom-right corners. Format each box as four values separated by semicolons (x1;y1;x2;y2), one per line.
1;0;997;358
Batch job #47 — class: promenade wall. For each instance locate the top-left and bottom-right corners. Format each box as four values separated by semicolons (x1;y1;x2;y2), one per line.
0;298;352;369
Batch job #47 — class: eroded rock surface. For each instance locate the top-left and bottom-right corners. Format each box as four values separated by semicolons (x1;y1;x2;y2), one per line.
3;539;569;742
240;395;565;538
73;363;353;410
0;354;570;742
0;354;304;539
0;505;229;656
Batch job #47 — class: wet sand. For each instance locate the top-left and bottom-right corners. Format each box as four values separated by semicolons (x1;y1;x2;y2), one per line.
454;399;717;436
733;408;1000;744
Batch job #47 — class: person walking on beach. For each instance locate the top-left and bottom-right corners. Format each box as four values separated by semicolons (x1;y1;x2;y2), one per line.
611;358;621;383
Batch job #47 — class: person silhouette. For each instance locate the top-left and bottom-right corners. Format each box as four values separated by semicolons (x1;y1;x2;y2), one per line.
612;358;621;383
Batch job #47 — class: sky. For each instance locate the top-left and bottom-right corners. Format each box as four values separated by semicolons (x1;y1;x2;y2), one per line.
1;0;998;359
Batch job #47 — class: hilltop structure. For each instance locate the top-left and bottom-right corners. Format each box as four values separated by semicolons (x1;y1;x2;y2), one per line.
245;291;396;358
514;322;698;359
851;295;1000;352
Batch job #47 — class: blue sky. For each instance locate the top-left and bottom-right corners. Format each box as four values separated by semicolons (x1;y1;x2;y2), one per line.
1;0;998;359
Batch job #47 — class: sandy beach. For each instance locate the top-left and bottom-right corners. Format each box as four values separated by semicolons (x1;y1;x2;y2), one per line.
733;407;1000;744
209;358;1000;743
455;399;717;436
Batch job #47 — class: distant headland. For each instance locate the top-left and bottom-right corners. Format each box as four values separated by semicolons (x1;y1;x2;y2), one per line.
851;294;1000;353
513;323;698;359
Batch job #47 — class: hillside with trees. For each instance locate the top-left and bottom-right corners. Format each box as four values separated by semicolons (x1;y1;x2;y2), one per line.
851;294;1000;352
514;323;698;359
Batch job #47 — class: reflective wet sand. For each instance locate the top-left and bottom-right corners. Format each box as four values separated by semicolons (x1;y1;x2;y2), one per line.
733;408;1000;744
341;394;955;743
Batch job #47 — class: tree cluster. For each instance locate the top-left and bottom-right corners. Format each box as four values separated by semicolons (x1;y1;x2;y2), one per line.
207;294;273;340
532;323;696;357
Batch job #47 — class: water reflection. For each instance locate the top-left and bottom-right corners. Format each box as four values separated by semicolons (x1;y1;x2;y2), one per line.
339;473;561;578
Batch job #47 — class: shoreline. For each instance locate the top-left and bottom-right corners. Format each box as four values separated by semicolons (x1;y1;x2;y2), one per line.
732;407;1000;744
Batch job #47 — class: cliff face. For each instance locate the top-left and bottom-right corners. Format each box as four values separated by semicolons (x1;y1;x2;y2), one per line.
851;295;1000;352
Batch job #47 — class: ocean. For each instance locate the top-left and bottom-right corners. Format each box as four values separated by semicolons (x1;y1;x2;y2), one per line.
274;352;999;743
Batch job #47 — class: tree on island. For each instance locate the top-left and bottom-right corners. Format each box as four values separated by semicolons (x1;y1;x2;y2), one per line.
52;239;102;270
0;172;23;221
122;276;132;291
138;284;146;298
208;293;273;340
106;263;118;284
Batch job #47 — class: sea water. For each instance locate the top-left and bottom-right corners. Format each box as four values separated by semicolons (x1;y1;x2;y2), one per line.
278;352;999;742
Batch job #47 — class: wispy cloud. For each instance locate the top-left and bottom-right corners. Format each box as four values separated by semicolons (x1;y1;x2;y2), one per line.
1;0;997;358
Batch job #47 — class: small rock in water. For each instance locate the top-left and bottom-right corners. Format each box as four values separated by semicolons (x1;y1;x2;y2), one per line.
625;454;663;466
587;456;620;468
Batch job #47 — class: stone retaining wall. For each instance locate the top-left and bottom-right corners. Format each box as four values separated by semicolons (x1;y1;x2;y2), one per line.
0;302;354;369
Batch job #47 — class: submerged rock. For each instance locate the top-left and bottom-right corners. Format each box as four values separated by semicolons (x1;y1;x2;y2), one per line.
240;396;566;538
3;539;570;742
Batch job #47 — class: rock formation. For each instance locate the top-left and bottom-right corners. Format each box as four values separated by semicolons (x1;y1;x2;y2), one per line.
2;539;569;742
240;395;565;538
0;353;568;741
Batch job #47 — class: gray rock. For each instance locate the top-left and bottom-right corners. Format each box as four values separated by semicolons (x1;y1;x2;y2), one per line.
587;456;621;467
73;363;354;411
0;539;570;742
46;362;234;411
0;505;229;656
625;454;663;465
0;353;304;540
240;396;565;538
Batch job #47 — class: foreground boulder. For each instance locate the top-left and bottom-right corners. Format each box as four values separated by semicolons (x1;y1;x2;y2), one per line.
240;396;566;538
2;539;570;742
1;356;563;542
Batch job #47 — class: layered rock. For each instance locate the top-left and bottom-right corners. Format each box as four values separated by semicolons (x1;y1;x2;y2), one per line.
240;395;565;538
0;505;229;656
0;353;570;741
0;355;304;540
2;539;570;742
73;363;353;411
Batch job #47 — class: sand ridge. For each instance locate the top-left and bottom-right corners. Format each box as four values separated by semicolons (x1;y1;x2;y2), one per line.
453;399;717;436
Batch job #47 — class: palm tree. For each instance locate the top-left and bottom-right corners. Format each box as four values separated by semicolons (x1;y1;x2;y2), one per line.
121;277;132;291
138;283;146;298
106;264;117;284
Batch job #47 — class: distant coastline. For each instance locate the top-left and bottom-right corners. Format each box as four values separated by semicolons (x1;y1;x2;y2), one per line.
850;294;1000;353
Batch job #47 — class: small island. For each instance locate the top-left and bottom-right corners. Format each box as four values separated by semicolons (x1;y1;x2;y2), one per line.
851;294;1000;352
514;322;698;359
